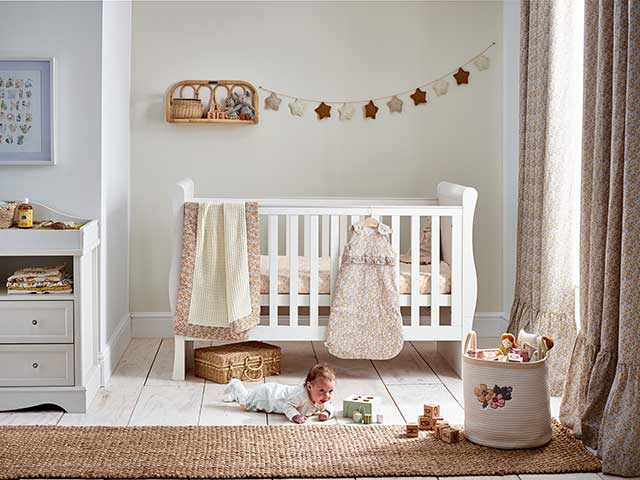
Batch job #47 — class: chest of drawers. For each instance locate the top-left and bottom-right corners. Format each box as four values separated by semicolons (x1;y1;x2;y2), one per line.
0;203;99;413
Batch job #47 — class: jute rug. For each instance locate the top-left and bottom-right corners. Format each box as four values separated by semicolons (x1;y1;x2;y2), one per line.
0;421;600;479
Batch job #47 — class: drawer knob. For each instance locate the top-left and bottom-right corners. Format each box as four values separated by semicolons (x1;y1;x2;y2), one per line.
32;362;39;369
32;319;38;326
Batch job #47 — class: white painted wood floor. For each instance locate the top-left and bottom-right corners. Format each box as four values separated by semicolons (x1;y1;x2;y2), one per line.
0;338;625;480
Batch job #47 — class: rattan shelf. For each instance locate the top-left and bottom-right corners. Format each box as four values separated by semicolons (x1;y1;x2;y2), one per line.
165;80;259;124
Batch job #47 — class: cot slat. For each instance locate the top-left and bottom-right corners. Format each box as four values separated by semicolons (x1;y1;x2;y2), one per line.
268;215;278;327
411;215;420;326
321;215;330;258
431;216;440;327
310;215;319;328
285;216;290;256
330;215;340;299
303;215;310;257
451;215;462;325
392;215;400;292
289;215;299;327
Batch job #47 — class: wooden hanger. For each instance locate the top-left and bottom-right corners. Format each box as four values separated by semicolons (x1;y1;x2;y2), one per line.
364;216;379;228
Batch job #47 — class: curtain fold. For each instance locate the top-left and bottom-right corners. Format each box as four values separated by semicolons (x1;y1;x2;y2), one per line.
560;0;640;476
509;0;582;396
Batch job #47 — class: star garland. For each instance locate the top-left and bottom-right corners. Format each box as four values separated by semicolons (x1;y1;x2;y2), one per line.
260;42;495;121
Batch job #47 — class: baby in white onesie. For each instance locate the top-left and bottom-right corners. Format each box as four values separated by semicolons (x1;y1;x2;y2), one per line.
223;363;336;423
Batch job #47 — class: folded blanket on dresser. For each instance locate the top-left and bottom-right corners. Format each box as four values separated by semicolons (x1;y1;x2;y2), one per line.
175;202;260;340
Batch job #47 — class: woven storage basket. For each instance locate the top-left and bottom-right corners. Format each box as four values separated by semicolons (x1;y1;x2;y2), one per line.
463;330;552;449
194;341;281;384
171;98;204;119
0;202;17;229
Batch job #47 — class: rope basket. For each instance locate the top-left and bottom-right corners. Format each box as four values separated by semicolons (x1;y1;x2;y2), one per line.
0;202;17;229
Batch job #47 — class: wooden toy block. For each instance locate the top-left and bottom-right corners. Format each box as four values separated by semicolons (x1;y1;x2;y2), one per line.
363;414;372;424
429;416;444;429
423;403;440;418
433;421;450;440
441;427;462;444
343;395;380;418
418;415;431;430
406;422;419;437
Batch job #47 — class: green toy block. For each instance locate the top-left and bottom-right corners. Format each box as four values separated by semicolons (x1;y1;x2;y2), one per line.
342;394;380;418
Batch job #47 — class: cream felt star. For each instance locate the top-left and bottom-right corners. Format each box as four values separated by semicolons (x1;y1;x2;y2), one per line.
474;55;491;71
288;99;306;117
264;92;282;111
338;103;355;121
386;96;403;113
433;79;449;96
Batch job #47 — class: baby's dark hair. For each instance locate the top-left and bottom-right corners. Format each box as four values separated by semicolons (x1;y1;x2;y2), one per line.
305;363;336;385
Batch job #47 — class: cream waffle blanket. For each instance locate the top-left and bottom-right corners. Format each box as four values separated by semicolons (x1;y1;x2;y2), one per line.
188;202;252;327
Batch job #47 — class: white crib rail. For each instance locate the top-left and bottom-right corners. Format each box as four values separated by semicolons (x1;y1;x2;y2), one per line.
258;205;464;341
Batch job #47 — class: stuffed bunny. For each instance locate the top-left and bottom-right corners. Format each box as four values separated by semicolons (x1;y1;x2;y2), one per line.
233;90;255;120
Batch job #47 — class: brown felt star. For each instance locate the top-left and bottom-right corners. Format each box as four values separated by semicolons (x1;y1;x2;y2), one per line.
453;67;470;85
315;102;331;120
410;88;427;106
364;100;379;119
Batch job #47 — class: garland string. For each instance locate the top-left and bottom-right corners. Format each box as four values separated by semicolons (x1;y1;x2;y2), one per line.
259;42;496;105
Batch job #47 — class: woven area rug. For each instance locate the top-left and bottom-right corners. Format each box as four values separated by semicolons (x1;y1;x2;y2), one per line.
0;421;600;479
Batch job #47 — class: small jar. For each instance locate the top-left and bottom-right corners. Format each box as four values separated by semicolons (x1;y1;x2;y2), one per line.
17;198;33;229
352;411;363;424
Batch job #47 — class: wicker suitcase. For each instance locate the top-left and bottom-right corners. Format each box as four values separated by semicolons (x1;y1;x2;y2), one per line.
194;341;281;384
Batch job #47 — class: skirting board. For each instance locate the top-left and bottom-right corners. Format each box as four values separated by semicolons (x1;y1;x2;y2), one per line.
131;312;508;339
100;313;132;386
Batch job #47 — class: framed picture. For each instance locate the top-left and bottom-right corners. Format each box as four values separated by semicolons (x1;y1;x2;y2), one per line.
0;58;54;165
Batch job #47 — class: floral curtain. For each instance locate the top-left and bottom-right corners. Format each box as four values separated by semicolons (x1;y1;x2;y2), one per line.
560;0;640;476
508;0;582;396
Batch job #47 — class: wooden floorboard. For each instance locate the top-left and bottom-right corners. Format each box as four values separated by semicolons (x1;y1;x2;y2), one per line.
372;344;440;385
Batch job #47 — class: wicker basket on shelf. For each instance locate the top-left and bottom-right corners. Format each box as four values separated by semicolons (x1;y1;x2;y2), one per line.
0;202;17;229
170;84;208;119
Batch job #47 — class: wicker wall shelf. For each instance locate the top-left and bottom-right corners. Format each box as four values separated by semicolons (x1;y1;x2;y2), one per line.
165;80;259;124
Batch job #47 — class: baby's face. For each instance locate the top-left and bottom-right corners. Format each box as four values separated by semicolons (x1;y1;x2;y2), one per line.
307;377;335;405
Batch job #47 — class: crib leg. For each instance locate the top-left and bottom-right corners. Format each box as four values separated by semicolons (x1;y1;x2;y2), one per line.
437;341;463;379
172;335;186;381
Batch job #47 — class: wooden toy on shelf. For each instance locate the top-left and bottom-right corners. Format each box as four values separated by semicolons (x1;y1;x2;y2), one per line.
406;422;419;437
207;103;227;120
363;414;372;424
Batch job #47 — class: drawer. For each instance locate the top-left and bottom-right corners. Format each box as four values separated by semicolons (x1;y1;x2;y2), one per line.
0;301;73;343
0;344;74;386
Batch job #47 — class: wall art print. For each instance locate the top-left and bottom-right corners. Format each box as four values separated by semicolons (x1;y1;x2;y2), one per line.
0;59;54;165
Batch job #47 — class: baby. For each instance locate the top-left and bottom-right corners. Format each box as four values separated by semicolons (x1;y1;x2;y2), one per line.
223;363;335;423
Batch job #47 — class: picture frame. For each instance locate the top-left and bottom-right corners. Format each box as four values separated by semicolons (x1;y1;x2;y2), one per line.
0;58;55;165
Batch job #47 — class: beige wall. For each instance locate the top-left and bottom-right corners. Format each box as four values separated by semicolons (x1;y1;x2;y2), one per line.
130;1;504;314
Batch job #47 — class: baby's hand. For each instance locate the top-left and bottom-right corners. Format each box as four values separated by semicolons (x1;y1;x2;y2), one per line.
318;411;330;422
292;415;307;424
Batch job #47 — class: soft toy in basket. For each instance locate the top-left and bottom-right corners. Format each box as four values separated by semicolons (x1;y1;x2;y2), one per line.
463;330;552;449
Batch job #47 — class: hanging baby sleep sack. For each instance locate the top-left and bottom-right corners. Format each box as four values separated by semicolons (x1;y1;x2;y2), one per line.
326;221;403;360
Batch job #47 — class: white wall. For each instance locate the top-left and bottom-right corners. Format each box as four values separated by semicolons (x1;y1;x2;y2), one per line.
0;1;102;219
130;1;504;317
101;0;132;373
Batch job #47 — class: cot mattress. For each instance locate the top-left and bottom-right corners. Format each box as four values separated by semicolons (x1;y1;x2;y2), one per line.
259;256;451;295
